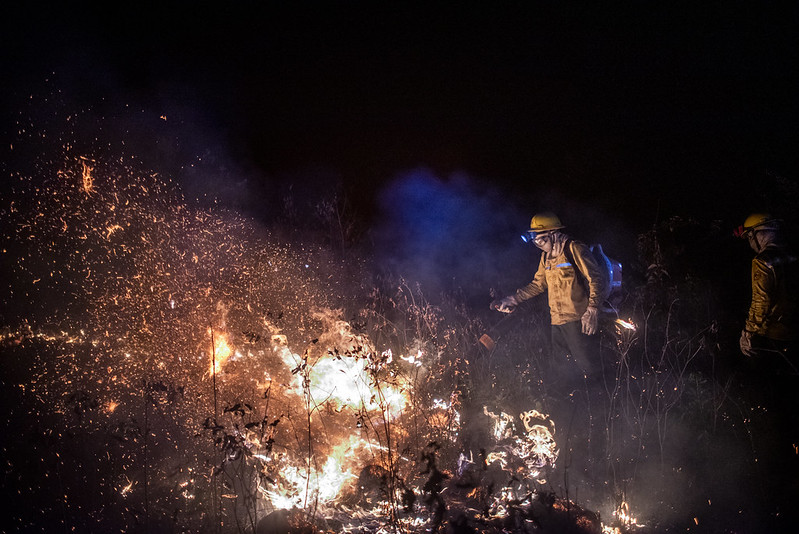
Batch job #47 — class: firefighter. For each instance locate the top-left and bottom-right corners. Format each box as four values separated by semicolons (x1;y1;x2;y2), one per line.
735;212;799;526
490;212;609;502
491;212;607;388
736;213;798;363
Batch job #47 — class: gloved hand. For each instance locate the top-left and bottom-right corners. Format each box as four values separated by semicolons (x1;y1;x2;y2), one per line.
490;295;518;313
581;306;598;335
739;330;755;357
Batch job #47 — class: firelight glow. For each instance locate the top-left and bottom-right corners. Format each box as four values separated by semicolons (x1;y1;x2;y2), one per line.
2;147;645;533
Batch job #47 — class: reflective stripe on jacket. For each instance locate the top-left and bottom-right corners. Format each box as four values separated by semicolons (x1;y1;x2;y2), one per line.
515;239;604;325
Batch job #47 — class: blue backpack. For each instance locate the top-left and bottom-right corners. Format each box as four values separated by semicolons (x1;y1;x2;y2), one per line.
565;240;622;308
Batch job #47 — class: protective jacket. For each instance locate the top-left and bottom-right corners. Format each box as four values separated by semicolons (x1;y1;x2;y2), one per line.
515;238;605;325
746;243;798;341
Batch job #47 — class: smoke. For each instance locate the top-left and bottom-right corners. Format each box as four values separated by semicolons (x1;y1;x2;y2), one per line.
371;168;638;310
372;168;531;303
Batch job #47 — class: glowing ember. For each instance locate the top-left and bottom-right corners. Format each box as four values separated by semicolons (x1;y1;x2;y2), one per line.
484;407;515;441
80;158;95;194
482;405;559;515
613;500;643;528
119;477;134;497
518;409;558;471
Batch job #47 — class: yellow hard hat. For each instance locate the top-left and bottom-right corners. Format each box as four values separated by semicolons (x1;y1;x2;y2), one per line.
735;213;780;238
529;212;565;233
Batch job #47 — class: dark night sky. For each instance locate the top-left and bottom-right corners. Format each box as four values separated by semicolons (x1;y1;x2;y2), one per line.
2;1;798;235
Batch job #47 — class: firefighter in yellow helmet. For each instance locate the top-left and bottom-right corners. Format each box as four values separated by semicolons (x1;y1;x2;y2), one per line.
735;215;799;525
735;213;798;361
491;212;607;387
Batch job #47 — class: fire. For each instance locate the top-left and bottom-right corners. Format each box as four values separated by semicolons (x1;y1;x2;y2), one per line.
278;317;411;420
257;435;381;511
484;407;515;441
614;500;641;526
601;500;644;532
518;409;558;472
481;406;559;515
399;349;423;367
207;328;233;376
260;460;331;510
4;148;654;532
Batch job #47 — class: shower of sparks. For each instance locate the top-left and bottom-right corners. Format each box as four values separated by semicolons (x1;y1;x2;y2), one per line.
2;149;453;531
1;110;650;533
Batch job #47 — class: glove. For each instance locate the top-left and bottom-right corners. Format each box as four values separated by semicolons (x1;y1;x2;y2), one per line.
490;295;518;313
581;306;598;335
740;330;755;357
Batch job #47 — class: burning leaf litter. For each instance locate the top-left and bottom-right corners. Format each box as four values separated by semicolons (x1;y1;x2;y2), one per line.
2;149;648;533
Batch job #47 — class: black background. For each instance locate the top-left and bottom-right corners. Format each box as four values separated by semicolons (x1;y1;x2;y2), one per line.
3;2;797;230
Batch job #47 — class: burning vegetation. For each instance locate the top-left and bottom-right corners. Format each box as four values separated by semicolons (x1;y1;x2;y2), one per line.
2;109;796;534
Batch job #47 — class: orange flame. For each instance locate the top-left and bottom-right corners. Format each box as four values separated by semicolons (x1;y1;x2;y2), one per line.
208;329;233;376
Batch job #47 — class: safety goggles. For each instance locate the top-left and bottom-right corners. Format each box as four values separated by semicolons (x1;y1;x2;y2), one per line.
521;230;552;245
734;226;763;240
